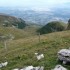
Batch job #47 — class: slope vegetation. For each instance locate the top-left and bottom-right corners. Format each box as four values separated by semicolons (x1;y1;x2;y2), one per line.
0;30;70;70
0;14;26;29
38;21;67;34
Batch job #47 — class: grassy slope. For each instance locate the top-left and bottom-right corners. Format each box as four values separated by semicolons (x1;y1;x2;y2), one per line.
0;29;70;70
38;21;67;34
0;25;39;39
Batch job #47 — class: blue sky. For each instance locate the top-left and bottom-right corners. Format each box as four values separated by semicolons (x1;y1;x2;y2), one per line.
0;0;70;10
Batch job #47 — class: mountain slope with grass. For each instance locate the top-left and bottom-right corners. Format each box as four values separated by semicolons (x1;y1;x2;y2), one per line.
0;14;26;29
0;29;70;70
38;21;67;34
0;14;41;40
0;24;40;40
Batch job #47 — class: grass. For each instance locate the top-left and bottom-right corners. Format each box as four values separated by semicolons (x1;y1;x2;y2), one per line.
0;25;39;39
0;27;70;70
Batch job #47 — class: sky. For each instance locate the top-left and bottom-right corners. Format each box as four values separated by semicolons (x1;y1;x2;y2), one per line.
0;0;70;10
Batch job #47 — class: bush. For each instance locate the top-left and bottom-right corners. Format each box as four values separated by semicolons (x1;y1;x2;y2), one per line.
17;18;26;29
14;18;26;29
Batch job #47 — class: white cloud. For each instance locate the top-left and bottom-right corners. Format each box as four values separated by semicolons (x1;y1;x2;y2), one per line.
0;0;70;9
31;7;51;11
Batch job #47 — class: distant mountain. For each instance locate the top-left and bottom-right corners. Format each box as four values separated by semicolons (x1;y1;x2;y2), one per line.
0;14;26;29
0;7;70;25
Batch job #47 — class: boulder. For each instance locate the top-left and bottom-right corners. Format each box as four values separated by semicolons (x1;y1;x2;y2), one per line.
58;49;70;64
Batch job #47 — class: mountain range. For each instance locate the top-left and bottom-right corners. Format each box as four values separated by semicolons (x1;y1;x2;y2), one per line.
0;7;70;25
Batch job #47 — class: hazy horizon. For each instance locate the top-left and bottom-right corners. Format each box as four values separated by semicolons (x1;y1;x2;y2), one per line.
0;0;70;11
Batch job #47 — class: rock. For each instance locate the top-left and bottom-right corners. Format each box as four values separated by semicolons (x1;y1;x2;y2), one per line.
34;66;44;70
0;61;8;68
19;66;33;70
13;68;19;70
58;49;70;64
1;61;8;67
0;64;2;68
13;66;44;70
51;65;67;70
35;53;44;60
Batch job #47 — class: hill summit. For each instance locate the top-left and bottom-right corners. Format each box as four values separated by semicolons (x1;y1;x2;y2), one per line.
38;21;66;34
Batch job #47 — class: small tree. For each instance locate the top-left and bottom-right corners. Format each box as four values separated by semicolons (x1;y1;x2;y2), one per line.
67;19;70;30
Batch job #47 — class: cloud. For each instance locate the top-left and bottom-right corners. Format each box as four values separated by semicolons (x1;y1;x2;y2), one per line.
31;7;51;11
0;0;70;9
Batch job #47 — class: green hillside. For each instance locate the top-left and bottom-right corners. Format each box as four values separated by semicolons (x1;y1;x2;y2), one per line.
38;21;67;34
0;14;26;29
0;29;70;70
0;14;41;40
0;24;39;40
